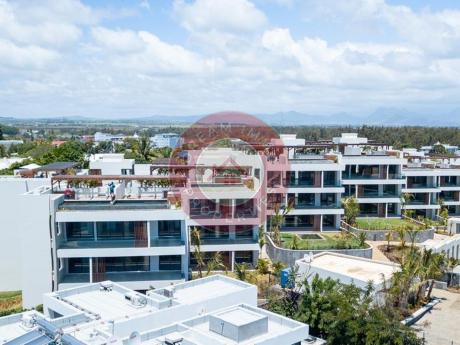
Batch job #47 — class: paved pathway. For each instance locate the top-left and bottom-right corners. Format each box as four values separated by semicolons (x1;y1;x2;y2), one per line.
412;288;460;345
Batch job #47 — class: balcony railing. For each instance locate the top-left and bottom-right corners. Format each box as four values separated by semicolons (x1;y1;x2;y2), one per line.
283;178;315;187
150;238;185;246
59;271;184;284
200;237;256;245
58;239;139;249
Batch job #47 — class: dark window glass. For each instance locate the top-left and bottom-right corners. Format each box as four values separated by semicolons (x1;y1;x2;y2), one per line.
158;221;181;238
96;222;136;240
235;225;253;238
235;251;253;264
104;256;149;272
68;258;89;273
159;255;181;271
66;222;94;241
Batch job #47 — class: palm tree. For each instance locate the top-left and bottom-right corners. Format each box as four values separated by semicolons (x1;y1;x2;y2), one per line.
395;225;407;249
385;231;393;252
289;234;301;250
258;225;266;258
270;203;292;246
190;227;205;278
271;261;286;278
235;262;250;281
256;258;270;276
206;251;228;276
137;134;152;162
401;192;414;217
342;196;359;226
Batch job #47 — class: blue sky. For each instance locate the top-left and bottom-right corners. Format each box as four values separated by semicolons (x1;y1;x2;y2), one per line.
1;0;460;118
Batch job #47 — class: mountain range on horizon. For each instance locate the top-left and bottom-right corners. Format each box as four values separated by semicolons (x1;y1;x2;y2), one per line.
1;107;460;127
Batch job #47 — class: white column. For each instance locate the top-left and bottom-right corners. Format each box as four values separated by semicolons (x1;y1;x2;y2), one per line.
231;251;235;271
89;258;93;283
147;221;151;247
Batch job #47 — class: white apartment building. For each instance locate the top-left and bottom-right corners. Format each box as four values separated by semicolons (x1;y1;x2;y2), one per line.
150;133;180;148
0;275;312;345
89;153;135;175
94;132;125;144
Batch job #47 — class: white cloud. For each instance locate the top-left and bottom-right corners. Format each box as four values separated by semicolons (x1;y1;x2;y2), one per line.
173;0;267;33
0;0;460;118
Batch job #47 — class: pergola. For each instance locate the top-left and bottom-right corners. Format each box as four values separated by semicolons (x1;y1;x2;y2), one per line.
18;162;79;178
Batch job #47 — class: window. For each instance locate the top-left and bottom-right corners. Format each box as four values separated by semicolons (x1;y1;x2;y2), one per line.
235;225;253;238
321;193;336;206
323;215;335;227
68;258;89;273
96;222;136;240
158;221;181;238
199;226;228;239
104;257;149;272
66;222;94;241
298;171;314;186
159;256;181;271
323;171;336;186
298;193;315;207
235;251;253;264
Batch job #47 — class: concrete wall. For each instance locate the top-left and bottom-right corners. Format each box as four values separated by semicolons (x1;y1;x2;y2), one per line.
0;178;50;291
19;192;62;308
265;235;372;267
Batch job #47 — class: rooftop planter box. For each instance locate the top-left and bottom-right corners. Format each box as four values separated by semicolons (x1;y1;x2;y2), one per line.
342;217;434;243
265;233;372;267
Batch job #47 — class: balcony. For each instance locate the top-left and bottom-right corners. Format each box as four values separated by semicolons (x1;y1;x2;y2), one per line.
200;237;256;245
283;178;316;187
59;271;184;284
150;238;185;246
59;239;141;249
58;199;170;211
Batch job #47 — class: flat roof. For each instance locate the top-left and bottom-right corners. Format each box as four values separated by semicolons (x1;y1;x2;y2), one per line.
164;275;252;305
0;311;39;343
304;252;399;283
134;304;308;345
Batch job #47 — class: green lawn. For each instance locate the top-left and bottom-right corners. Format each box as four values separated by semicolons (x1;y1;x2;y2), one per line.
355;218;426;231
0;291;22;317
280;232;365;250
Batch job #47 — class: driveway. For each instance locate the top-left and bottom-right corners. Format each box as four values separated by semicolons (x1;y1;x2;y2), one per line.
412;288;460;345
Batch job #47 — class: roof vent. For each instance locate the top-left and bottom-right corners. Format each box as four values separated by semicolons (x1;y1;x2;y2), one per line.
21;314;35;329
163;286;175;298
100;281;113;291
164;332;183;345
125;292;147;308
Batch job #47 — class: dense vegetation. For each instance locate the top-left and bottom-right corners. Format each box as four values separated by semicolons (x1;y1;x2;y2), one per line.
280;232;366;250
276;125;460;149
269;274;422;345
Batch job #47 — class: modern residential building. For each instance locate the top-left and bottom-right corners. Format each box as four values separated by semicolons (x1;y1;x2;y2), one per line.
3;132;460;308
150;132;180;148
418;234;460;260
0;275;312;345
89;153;135;175
336;133;406;218
94;132;125;144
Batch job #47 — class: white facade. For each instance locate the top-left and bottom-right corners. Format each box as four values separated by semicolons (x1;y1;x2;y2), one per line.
89;153;135;175
295;252;399;292
418;234;460;260
0;276;311;345
94;132;125;143
150;133;180;148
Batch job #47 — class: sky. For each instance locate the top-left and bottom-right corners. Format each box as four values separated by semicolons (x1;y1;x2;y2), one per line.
1;0;460;118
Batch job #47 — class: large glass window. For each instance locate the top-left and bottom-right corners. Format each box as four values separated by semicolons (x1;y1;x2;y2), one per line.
323;171;337;186
383;185;397;196
96;222;136;240
298;171;315;186
323;215;335;228
104;257;149;272
235;225;253;238
66;222;94;241
298;193;315;207
158;221;181;238
159;256;181;271
68;258;89;273
361;185;379;197
321;193;336;207
235;251;253;264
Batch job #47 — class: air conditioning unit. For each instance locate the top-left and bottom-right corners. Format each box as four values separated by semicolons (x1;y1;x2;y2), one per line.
163;287;175;298
100;281;113;291
21;314;35;329
164;333;183;345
